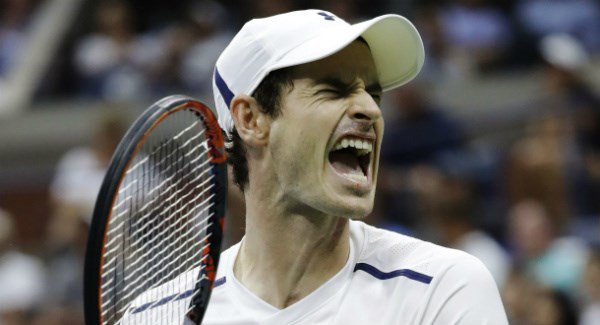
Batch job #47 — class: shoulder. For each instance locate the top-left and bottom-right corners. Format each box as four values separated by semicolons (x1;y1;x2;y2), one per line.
427;245;502;299
351;221;508;324
352;220;477;276
423;249;508;324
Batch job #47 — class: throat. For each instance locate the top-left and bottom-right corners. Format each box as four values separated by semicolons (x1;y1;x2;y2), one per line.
234;218;350;309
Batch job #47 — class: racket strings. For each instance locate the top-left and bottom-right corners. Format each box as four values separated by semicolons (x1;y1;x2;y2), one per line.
115;235;214;318
114;199;214;291
103;165;214;258
100;110;217;325
102;215;211;305
109;224;214;318
124;121;203;177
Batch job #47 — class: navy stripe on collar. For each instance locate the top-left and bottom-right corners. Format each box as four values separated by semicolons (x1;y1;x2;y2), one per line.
214;68;234;108
214;276;226;288
353;263;433;284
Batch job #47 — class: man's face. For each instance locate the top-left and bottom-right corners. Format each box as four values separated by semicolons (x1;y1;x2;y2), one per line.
267;40;383;218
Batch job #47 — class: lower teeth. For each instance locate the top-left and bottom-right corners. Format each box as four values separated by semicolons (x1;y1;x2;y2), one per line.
344;173;367;182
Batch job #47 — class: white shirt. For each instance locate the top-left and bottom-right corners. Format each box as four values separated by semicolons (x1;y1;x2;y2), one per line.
122;220;508;324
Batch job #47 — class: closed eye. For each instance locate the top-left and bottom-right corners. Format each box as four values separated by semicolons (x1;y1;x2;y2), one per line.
315;88;381;105
315;88;347;98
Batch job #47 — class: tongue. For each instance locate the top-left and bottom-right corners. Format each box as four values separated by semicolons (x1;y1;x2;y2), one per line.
329;150;363;176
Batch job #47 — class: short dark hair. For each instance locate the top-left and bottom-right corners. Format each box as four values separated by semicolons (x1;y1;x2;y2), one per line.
226;68;294;191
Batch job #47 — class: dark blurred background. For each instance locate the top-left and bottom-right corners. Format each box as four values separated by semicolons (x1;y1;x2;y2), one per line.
0;0;599;324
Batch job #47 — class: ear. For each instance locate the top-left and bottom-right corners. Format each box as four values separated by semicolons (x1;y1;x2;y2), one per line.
230;94;271;147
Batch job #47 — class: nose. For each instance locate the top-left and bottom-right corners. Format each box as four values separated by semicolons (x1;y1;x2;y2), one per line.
347;91;382;123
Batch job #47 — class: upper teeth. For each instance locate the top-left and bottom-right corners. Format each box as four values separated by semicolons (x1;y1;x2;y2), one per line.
333;138;373;156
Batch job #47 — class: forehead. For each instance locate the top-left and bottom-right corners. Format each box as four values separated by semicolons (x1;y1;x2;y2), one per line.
290;40;379;85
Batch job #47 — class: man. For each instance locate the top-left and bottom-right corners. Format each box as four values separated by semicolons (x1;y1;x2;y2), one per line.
123;9;507;324
205;9;506;324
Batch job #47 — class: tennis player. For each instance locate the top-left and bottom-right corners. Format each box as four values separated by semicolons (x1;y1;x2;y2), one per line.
123;9;508;324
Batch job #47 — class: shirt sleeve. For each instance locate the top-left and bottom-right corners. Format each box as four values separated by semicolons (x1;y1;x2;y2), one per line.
420;250;509;325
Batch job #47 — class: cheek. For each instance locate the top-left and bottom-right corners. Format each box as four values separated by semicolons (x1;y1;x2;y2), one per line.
269;117;333;184
269;121;316;178
270;96;346;173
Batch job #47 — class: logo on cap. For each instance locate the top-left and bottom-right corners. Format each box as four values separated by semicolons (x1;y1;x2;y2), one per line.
317;12;335;21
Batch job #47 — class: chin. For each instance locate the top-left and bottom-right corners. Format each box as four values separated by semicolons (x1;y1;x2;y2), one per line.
344;202;374;219
319;192;375;219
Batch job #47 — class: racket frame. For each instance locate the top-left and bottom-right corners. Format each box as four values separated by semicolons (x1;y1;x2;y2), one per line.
84;95;227;325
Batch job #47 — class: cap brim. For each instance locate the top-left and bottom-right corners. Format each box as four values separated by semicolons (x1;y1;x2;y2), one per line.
357;15;425;90
265;14;424;92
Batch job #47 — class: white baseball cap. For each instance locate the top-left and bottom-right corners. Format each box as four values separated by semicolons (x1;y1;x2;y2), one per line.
213;9;425;136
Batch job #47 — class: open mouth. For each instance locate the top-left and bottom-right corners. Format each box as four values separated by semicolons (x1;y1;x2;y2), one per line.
328;137;372;183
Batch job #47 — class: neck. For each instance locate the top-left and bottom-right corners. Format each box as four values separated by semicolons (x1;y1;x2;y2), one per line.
234;182;350;309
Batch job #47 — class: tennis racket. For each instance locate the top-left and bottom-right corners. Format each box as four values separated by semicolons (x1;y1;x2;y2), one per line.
84;95;227;325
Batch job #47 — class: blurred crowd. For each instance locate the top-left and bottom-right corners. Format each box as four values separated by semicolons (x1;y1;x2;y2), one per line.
1;0;600;324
